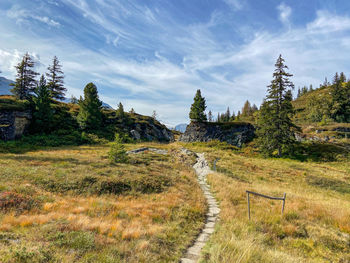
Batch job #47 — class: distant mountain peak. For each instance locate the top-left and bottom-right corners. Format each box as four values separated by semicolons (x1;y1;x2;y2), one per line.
175;123;188;133
0;77;14;95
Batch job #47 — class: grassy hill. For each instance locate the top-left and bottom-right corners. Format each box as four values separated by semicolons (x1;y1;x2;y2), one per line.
184;141;350;263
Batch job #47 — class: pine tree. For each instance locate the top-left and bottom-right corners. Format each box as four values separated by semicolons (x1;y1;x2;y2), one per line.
152;110;158;120
242;100;252;116
257;55;298;157
32;75;53;133
11;53;39;100
236;111;241;120
77;83;102;130
189;89;207;122
339;72;346;83
251;104;258;113
129;108;135;114
46;56;66;100
116;102;124;118
331;72;350;122
230;111;236;121
108;134;128;163
208;110;213;122
217;112;220;122
225;107;230;122
297;87;301;98
70;95;78;104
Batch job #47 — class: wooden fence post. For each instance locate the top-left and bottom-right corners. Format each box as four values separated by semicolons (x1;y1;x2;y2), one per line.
247;192;250;220
213;158;220;171
246;190;286;220
281;193;286;215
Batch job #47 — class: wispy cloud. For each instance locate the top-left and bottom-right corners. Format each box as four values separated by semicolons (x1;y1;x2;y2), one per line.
223;0;244;10
2;1;350;125
277;3;292;26
7;5;60;27
307;10;350;33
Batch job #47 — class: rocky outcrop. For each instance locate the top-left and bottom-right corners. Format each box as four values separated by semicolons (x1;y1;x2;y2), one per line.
0;110;32;140
179;122;255;147
128;122;174;142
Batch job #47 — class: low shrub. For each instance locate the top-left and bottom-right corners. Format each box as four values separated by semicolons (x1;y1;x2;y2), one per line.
0;191;36;213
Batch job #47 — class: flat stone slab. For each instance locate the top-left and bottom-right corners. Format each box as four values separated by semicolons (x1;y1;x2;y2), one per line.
127;147;168;155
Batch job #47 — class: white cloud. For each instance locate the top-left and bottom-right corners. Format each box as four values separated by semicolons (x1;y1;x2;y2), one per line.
223;0;244;10
3;1;350;125
277;3;292;26
307;10;350;33
7;5;60;27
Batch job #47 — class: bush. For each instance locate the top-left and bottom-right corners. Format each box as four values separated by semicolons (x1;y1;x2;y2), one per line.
0;191;36;213
108;134;128;164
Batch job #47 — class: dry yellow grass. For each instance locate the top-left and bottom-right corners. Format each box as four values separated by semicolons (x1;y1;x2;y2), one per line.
182;142;350;263
0;142;206;262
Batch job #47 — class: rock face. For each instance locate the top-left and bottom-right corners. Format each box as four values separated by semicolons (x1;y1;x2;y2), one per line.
128;122;174;142
179;122;255;147
0;110;32;140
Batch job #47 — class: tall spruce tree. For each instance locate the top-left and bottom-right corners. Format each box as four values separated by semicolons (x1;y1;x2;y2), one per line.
189;89;207;122
225;107;230;122
32;75;53;133
257;55;298;157
242;100;252;116
11;53;39;100
77;83;103;130
46;56;66;100
116;102;125;119
331;72;350;122
208;110;213;122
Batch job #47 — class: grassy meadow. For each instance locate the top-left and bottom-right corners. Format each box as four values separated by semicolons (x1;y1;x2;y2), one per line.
0;143;206;262
183;141;350;263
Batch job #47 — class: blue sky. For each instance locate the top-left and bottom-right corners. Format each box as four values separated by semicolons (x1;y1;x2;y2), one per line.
1;0;350;126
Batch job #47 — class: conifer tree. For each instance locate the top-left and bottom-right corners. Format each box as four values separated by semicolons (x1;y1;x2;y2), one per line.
70;95;78;104
108;134;128;163
331;72;350;122
116;102;124;118
242;100;252;116
208;110;213;122
217;112;220;122
11;53;39;100
152;110;158;120
230;111;236;121
32;75;53;133
189;89;207;122
225;107;230;122
129;108;135;114
251;104;258;113
77;83;102;130
257;55;298;157
46;56;66;100
339;72;346;83
236;110;241;120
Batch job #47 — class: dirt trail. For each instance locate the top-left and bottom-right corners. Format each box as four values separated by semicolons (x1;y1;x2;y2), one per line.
127;147;220;262
180;151;220;263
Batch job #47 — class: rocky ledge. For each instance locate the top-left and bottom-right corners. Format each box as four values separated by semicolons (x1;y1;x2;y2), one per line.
179;121;255;147
0;110;32;140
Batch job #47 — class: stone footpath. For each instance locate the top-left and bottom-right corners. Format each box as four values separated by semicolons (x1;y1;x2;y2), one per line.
126;147;220;262
180;151;220;263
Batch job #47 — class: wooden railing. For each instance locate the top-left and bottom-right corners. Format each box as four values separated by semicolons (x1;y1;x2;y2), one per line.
246;190;286;220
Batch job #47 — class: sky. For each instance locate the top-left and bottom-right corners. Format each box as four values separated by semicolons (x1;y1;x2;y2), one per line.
1;0;350;126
